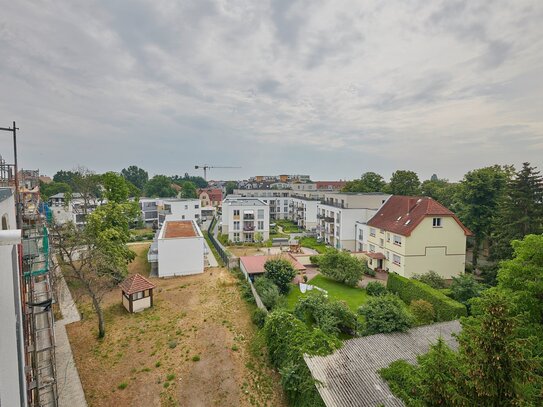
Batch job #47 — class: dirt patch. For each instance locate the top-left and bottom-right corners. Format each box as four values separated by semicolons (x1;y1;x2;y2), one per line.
227;246;267;257
66;245;286;407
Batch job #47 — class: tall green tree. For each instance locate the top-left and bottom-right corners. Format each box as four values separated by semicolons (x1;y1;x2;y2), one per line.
497;234;543;325
420;178;460;209
342;172;386;193
39;180;72;200
144;175;177;197
53;170;78;189
179;181;198;199
456;165;510;267
172;173;208;189
225;181;238;195
492;163;543;260
387;170;420;195
102;172;130;203
121;165;148;191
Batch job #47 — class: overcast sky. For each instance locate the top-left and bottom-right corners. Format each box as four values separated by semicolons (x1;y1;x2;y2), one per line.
1;0;542;182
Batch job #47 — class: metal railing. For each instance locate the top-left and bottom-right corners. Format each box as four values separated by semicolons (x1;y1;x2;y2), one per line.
207;216;231;266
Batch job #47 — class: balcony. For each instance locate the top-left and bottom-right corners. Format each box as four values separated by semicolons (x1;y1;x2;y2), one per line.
243;215;255;220
324;216;335;223
320;200;345;209
243;225;255;231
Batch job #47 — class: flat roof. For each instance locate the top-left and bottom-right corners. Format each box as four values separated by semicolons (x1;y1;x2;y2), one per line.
163;220;198;238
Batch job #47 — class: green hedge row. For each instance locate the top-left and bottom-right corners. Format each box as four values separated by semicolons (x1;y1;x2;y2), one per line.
387;273;467;321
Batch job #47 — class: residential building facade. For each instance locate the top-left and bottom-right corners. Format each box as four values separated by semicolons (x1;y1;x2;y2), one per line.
233;189;291;220
198;188;223;208
364;196;471;279
49;192;101;225
317;193;391;251
139;198;201;228
221;196;270;242
290;196;319;231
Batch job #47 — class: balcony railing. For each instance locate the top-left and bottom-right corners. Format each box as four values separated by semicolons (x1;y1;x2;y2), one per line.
324;216;335;223
243;215;255;220
320;200;346;209
243;225;255;231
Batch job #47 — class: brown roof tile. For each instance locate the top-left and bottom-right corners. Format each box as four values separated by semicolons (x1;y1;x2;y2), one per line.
119;273;156;295
367;196;472;237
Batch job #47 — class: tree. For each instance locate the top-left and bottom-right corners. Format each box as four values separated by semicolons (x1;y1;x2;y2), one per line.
358;294;412;334
456;165;510;267
254;277;280;310
387;170;420;195
450;274;484;309
39;180;72;200
420;178;460;209
144;175;177;197
497;234;543;324
172;173;208;189
492;163;543;260
102;172;129;203
53;170;78;189
342;172;386;193
225;181;238;195
410;299;436;325
318;250;364;286
263;259;296;295
412;270;446;289
457;290;542;405
53;180;137;338
179;181;197;199
121;165;148;191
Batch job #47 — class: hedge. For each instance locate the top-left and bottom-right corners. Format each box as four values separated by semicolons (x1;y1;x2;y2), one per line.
387;273;467;321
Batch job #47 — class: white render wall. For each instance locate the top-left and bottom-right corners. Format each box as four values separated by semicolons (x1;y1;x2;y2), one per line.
221;197;270;242
157;221;205;277
158;199;201;225
0;189;27;407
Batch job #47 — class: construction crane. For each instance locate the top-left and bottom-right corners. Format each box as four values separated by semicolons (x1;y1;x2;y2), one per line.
194;164;241;181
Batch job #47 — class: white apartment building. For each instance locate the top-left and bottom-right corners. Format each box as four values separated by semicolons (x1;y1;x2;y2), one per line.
233;189;291;220
49;192;102;225
222;196;270;243
0;188;27;406
139;198;201;228
317;193;391;251
290;196;319;231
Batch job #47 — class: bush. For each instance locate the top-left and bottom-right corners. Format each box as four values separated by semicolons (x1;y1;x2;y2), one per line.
319;251;364;287
309;255;322;266
294;291;359;336
412;271;446;289
366;281;387;296
450;274;484;310
410;299;435;325
387;273;467;321
358;295;412;335
254;277;280;310
363;262;376;276
263;310;341;407
251;308;267;328
379;360;420;406
264;259;297;295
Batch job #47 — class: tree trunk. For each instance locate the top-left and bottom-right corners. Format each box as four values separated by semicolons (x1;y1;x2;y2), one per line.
91;294;105;338
472;236;480;268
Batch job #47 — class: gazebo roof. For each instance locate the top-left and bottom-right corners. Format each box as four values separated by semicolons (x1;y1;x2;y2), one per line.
119;273;156;295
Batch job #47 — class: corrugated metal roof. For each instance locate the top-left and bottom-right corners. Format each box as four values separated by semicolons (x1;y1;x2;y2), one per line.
304;321;461;407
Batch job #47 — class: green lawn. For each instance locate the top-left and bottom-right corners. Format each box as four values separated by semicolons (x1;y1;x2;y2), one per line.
285;274;369;312
275;219;303;233
296;237;329;254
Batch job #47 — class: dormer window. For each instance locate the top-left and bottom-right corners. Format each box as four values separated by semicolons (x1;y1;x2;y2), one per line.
432;217;442;228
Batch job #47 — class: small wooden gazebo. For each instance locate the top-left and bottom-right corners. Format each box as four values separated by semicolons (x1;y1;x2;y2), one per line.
119;273;156;313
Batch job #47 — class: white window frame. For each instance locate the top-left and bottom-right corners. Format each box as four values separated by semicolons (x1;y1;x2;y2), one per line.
433;217;442;228
370;228;376;237
393;235;402;246
393;254;401;265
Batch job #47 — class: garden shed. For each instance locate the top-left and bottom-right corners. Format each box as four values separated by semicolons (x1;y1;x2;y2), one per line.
119;273;156;313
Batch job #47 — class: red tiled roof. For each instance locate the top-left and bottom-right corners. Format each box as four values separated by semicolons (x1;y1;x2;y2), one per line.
119;273;156;295
199;188;223;202
240;254;306;275
364;252;386;260
367;196;472;237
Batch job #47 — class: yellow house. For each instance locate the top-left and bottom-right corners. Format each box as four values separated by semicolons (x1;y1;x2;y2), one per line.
365;196;471;279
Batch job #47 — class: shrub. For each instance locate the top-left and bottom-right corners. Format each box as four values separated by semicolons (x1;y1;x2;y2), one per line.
450;274;484;308
358;295;412;335
254;277;280;310
410;299;435;325
166;373;175;381
264;259;297;295
379;360;420;406
118;382;128;390
263;310;341;407
412;271;446;289
309;255;322;266
387;273;467;321
366;281;387;296
319;251;364;286
191;355;200;362
251;308;267;328
363;262;376;276
294;291;358;336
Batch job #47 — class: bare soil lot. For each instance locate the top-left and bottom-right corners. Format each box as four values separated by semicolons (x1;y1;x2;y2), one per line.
66;243;286;407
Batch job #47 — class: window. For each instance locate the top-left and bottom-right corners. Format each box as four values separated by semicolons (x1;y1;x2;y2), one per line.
258;221;264;230
184;205;188;210
380;238;384;247
233;209;240;216
233;232;240;242
380;229;384;234
257;209;264;219
234;221;240;230
393;235;402;246
433;217;442;227
369;244;375;252
195;214;199;218
387;233;390;242
182;215;185;219
1;214;8;230
386;251;389;260
393;254;401;265
133;291;144;300
195;204;199;209
370;228;376;237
